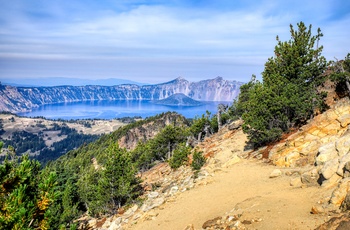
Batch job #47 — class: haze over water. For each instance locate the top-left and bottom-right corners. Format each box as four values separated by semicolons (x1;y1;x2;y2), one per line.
18;100;228;120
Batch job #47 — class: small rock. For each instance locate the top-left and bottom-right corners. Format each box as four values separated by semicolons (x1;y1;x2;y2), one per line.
183;224;195;230
133;213;142;221
169;186;179;195
228;119;243;130
122;204;138;219
202;217;222;229
301;173;319;187
222;155;241;168
141;197;165;211
285;151;300;167
148;191;159;199
290;177;302;187
269;169;282;178
311;204;325;214
242;220;252;225
108;221;121;230
227;215;238;222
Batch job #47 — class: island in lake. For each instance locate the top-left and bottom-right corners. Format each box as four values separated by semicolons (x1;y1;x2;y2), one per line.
152;93;204;106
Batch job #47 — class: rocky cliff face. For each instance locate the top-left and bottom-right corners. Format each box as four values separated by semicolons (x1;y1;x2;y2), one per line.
118;112;189;150
0;77;243;113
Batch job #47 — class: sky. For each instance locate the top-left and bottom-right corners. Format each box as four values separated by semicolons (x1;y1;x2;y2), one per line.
0;0;349;84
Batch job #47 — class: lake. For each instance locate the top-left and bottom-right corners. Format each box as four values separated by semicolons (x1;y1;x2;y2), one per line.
18;100;231;120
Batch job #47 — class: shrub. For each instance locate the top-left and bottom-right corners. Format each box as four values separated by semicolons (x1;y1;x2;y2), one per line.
169;143;191;169
191;150;206;171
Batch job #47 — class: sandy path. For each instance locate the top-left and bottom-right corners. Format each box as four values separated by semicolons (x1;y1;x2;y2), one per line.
130;159;326;230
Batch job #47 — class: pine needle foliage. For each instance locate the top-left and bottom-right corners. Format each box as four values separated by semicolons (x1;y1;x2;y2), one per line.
237;22;328;147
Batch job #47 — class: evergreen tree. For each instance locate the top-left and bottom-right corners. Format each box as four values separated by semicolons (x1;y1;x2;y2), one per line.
78;142;141;216
241;22;327;147
0;144;58;229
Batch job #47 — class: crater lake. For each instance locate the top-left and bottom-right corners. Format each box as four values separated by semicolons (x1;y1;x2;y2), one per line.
17;100;230;120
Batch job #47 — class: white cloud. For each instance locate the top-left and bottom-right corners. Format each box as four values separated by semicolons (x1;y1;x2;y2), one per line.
0;0;349;83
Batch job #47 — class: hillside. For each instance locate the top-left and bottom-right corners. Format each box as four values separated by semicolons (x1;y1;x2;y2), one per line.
0;77;243;113
0;114;127;163
82;97;350;230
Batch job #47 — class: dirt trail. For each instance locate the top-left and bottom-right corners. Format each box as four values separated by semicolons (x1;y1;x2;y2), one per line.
127;128;331;230
130;159;327;230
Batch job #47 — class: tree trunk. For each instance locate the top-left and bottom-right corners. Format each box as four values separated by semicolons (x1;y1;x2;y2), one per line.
346;80;350;95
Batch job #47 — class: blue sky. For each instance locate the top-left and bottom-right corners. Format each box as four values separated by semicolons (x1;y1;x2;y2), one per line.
0;0;349;84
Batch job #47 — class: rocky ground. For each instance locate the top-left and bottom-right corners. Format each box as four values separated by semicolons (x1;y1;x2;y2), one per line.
84;97;350;230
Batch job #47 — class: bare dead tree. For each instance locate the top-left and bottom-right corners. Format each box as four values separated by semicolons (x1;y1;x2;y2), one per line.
334;57;350;94
217;104;228;131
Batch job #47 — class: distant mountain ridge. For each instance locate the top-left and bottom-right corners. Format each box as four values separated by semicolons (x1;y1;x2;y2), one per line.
0;77;243;113
0;77;146;87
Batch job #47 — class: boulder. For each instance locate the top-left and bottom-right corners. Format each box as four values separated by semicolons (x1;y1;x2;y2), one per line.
285;151;300;167
344;161;350;177
337;153;350;177
338;114;350;128
330;178;350;206
335;134;350;157
320;158;339;180
299;140;320;156
321;173;341;188
341;190;350;211
315;142;338;166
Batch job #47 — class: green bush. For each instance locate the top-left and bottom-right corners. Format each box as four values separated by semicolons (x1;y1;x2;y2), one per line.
169;143;192;169
191;150;206;171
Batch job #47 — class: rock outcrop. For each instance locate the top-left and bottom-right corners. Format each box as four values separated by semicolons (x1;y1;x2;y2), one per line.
267;97;350;213
0;77;243;113
268;97;350;168
118;112;188;150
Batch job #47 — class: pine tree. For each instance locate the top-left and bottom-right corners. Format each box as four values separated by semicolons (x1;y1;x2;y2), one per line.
0;144;58;229
241;22;327;147
78;142;141;216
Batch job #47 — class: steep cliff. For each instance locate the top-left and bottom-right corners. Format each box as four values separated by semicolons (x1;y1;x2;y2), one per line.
118;112;189;150
0;77;243;113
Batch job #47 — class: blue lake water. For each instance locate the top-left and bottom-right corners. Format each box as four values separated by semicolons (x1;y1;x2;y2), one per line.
18;100;231;120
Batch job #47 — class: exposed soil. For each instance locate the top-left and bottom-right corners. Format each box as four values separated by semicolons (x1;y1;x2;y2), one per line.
129;128;330;230
130;159;327;230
